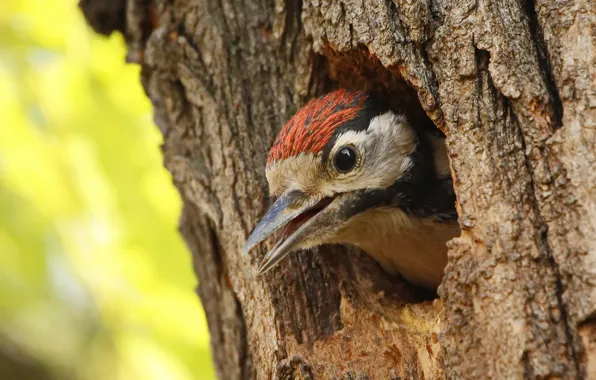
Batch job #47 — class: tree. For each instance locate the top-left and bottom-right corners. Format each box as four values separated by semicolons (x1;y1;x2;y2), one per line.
80;0;595;378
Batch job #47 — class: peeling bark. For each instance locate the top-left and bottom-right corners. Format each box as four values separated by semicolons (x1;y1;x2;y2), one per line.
81;0;595;378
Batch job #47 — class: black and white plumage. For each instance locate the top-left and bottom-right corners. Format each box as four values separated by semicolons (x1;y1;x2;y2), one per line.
244;89;459;289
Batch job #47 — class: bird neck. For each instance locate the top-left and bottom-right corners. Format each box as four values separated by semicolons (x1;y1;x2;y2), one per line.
336;207;459;288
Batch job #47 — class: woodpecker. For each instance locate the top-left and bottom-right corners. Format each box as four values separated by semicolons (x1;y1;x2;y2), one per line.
244;89;460;289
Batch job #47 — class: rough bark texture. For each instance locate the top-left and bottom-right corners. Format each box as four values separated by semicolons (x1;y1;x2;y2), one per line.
81;0;595;378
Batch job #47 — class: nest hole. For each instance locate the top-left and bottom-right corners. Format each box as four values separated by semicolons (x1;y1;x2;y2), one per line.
317;45;447;303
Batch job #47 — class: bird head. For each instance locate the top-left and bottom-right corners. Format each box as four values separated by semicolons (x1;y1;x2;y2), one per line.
244;89;455;277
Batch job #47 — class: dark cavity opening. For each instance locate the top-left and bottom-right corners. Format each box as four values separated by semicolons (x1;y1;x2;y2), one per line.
321;45;443;139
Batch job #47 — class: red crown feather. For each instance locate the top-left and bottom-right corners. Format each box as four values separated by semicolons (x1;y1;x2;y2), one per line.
267;89;368;163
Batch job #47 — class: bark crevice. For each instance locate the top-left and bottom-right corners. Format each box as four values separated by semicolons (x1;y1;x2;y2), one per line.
522;0;563;129
517;111;583;377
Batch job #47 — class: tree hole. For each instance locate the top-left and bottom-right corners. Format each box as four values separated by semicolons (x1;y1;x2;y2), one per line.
317;45;450;303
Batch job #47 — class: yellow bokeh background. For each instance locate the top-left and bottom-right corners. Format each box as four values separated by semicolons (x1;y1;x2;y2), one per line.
0;0;215;379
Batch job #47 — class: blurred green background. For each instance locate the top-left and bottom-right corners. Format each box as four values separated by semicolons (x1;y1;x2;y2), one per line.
0;0;215;379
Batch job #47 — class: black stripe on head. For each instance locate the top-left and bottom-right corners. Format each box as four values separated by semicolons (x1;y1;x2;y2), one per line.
392;130;457;222
341;175;457;223
321;95;390;164
338;134;458;223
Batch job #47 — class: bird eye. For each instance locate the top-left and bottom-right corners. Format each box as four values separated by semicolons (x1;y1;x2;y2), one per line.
333;146;358;173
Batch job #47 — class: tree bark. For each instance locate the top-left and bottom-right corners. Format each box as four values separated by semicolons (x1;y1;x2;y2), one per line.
81;0;595;378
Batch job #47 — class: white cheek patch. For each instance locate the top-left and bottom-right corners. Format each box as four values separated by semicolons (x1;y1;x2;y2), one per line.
326;111;416;193
331;129;368;149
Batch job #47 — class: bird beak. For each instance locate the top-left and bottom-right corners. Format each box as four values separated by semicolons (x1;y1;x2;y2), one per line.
243;190;343;275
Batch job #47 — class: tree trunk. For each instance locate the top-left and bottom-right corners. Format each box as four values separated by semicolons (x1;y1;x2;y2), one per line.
81;0;595;378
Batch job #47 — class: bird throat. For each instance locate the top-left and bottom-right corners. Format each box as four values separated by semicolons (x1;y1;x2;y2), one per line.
336;207;460;289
